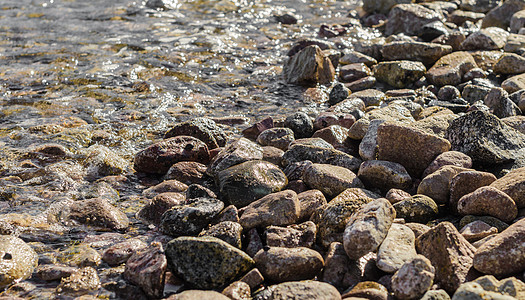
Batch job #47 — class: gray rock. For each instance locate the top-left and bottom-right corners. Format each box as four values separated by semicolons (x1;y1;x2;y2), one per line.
340;50;378;67
426;51;477;86
265;221;317;248
504;33;525;52
502;73;525;94
57;244;101;268
68;198;129;231
460;0;501;13
359;119;384;161
239;190;300;231
199;221;243;248
482;0;525;29
0;235;38;288
460;27;510;50
207;138;263;177
266;280;341;300
239;268;264;290
376;223;418;273
303;163;363;198
282;143;362;172
123;242;167;299
472;275;525;299
374;61;426;88
164;117;228;149
328;83;350;105
462;84;492;104
257;128;295;151
393;194;439;223
510;10;525;33
283;45;335;86
82;145;129;179
284;112;314;139
382;41;453;66
421;289;451;300
358;160;412;192
165;236;254;289
362;0;413;14
452;282;516;300
254;247;324;282
386;4;442;36
391;255;435;300
217;160;287;208
484;87;521;118
168;290;230;300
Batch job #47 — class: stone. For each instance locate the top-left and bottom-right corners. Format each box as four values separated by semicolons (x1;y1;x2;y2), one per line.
257;128;295;151
457;186;518;223
459;215;510;233
362;0;413;14
357;160;412;192
56;267;100;295
164;117;228;149
377;122;451;178
504;33;525;53
215;205;240;223
348;89;385;107
405;223;431;238
134;136;210;174
222;281;251;300
303;163;363;198
102;239;147;266
386;188;412;204
449;170;497;214
137;192;185;226
165;236;254;290
199;221;243;248
416;222;476;293
81;145;129;179
328;83;350;105
217;160;287;208
265;221;317;248
239;190;300;231
373;61;426;88
473;217;525;275
484;87;521;118
493;53;525;75
123;242;167;299
239;268;264;290
342;281;389;300
381;41;452;66
267;281;341;300
282;143;362;172
448;10;486;25
490;167;525;208
502;115;525;135
68;198;129;231
343;199;396;260
142;180;188;198
393;194;439;223
460;220;499;242
461;27;510;50
340;63;372;83
312;125;349;150
426;51;477;86
297;190;327;221
167;290;230;300
473;275;525;299
186;183;216;200
283;45;335;86
284;112;314;139
159;197;224;237
462;84;492;104
391;255;435;300
245;228;264;258
502;73;525;94
207;138;263;177
321;242;351;289
377;224;418;273
36;264;77;281
0;235;38;289
254;247;323;282
482;0;525;29
423;151;473;178
421;289;451;300
164;161;208;185
452;282;516;300
511;10;525;33
242;117;273;140
460;0;501;13
359;119;384;161
57;244;101;268
385;4;442;36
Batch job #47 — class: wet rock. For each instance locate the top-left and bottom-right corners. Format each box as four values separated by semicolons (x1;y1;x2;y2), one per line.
493;53;525;75
393;194;439;223
391;255;435;300
254;247;324;282
123;242;167;299
134;136;210;175
242;117;274;140
385;4;442;36
36;264;77;281
445;110;525;166
416;222;476;293
282;143;362;172
357;160;412;192
142;180;188;198
473;217;525;275
342;281;389;300
102;239;147;266
458;186;518;223
343;198;396;260
207;137;263;176
239;190;300;231
377;121;451;178
297;189;327;221
449;170;497;214
0;235;38;288
377;223;417;273
373;61;426;88
284;112;314;139
426;51;477;86
460;220;498;242
164;161;208;185
382;41;452;66
481;0;525;29
461;27;509;50
502;73;525;94
359;119;384;161
186;183;216;200
257;128;295;151
199;221;243;248
164;117;227;149
137;192;185;225
217;160;287;208
283;45;335;86
490;167;525;208
159;197;224;237
165;236;254;289
81;145;129;179
303;163;363;198
222;280;251;300
422;151;473;178
56;267;100;295
167;290;230;300
57;244;101;268
68;198;129;231
265;221;316;248
267;280;341;300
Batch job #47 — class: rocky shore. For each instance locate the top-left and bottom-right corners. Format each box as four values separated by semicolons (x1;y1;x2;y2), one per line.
1;0;525;299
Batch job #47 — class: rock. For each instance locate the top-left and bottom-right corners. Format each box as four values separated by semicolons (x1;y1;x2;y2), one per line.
445;110;525;166
242;117;274;140
359;119;384;161
448;10;485;25
423;151;473;178
462;84;492;104
102;239;147;266
382;41;453;66
452;282;516;300
290;137;334;149
376;224;418;273
207;138;263;177
426;51;477;86
339;63;372;83
265;221;317;248
297;190;327;221
482;0;525;29
340;51;378;68
166;236;253;289
472;275;525;299
159;197;224;237
320;242;351;289
460;220;498;242
502;115;525;135
457;186;518;223
199;221;243;248
262;146;284;166
312;125;349;151
393;194;439;223
164;117;227;149
416;222;477;293
284;112;314;139
484;87;521;118
357;160;412;192
490;167;525;208
137;192;185;226
239;268;264;290
81;145;129;179
349;89;385;107
373;61;426;88
164;161;208;185
217;160;287;208
267;281;341;300
459;215;510;233
343;199;396;260
405;222;431;239
57;244;101;268
134;136;210;174
493;53;525;75
254;247;324;282
460;0;501;13
215;204;240;223
222;281;251;300
473;217;525;275
449;170;497;213
504;33;525;52
68;198;129;231
186;183;216;200
460;27;510;50
0;235;38;288
362;0;412;14
342;281;389;300
167;290;230;300
142;180;188;198
421;289;451;300
239;190;300;231
36;264;77;281
511;10;525;33
386;188;412;204
257;128;295;151
56;267;100;295
328;83;350;106
502;73;525;94
283;45;335;86
391;255;435;300
245;228;264;258
377;122;451;178
418;165;470;204
303;163;363;198
123;242;167;299
282;143;362;172
385;4;442;36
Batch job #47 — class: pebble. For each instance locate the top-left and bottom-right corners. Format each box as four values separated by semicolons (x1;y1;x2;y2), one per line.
167;290;230;300
297;189;327;221
457;186;518;223
303;163;363;198
222;281;251;300
481;0;525;29
459;220;498;242
342;281;389;300
391;255;435;300
239;190;300;231
422;151;472;178
385;4;442;36
357;160;412;192
67;198;129;231
376;223;418;273
254;247;324;282
426;51;477;86
373;60;426;88
265;221;317;248
489;166;525;208
36;264;77;281
164;161;208;185
382;41;452;66
136;192;185;226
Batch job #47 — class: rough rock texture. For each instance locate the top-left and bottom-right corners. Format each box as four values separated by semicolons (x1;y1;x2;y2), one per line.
136;192;185;226
422;151;472;178
267;281;341;300
449;170;497;214
256;128;295;151
426;51;477;86
377;122;451;178
265;221;317;248
457;186;518;223
222;281;251;300
460;27;510;50
68;198;129;231
165;236;254;289
385;4;442;36
199;221;243;248
359;119;384;161
481;0;525;29
502;73;525;94
123;243;167;299
56;267;100;295
460;220;498;242
373;60;426;88
102;238;147;266
283;45;335;86
142;180;188;198
207;138;263;176
164;117;227;149
282;144;362;172
490;167;525;208
391;255;435;300
36;264;77;281
493;53;525;75
357;160;412;192
362;0;412;14
303;163;363;198
0;235;38;289
381;41;452;66
342;281;389;299
254;247;324;282
376;223;418;273
165;161;208;185
473;218;525;276
297;190;327;221
239;190;300;231
416;222;477;293
393;194;439;223
343;198;396;259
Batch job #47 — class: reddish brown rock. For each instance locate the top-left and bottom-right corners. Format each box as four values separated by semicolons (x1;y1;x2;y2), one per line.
283;45;335;86
239;190;300;231
222;281;251;300
422;151;473;178
265;221;317;248
124;243;167;299
254;247;324;282
68;198;129;231
457;186;518;223
418;165;471;205
297;190;327;221
142;180;188;198
137;192;185;226
303;163;364;198
490;167;525;208
102;239;147;266
425;51;477;86
449;171;497;214
164;161;208;185
460;221;498;243
386;188;412;205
